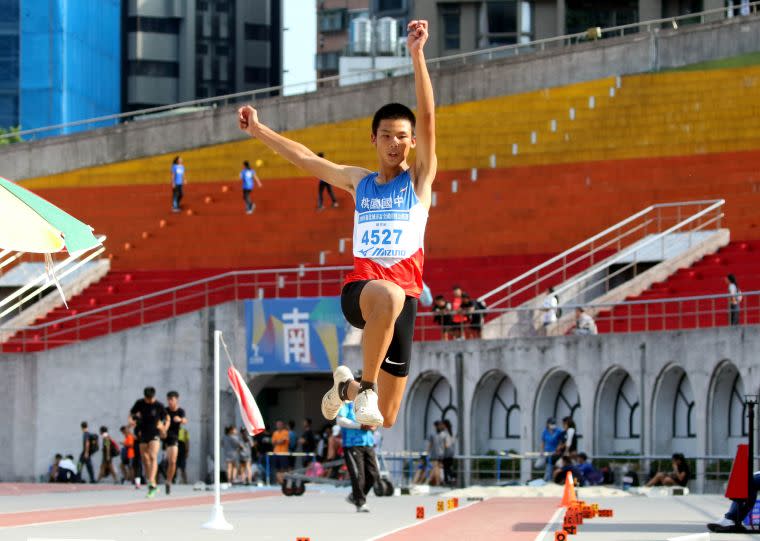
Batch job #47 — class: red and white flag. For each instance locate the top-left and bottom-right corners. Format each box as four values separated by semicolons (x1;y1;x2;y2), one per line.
227;366;265;436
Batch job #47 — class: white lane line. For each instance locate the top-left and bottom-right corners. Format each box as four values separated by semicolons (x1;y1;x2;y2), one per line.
364;500;480;541
534;507;565;541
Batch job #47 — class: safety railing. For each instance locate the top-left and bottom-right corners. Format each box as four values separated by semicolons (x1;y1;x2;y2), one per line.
258;450;753;494
0;265;351;352
478;200;724;311
414;291;759;341
3;3;758;142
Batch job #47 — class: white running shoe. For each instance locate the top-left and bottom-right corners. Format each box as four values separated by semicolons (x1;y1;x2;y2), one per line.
321;365;354;420
354;389;384;427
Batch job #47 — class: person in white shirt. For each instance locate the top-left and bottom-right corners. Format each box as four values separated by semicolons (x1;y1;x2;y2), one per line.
726;274;742;326
542;287;559;329
574;307;598;335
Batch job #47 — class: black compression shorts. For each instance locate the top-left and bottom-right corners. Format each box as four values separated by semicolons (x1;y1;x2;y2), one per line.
341;280;417;377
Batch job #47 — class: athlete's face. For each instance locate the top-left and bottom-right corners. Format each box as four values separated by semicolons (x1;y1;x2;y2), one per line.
372;119;415;167
168;396;178;409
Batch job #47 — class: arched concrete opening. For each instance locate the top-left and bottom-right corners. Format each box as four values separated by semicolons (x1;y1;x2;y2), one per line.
652;364;697;455
471;370;520;454
709;360;746;455
406;371;457;452
595;367;640;454
534;370;581;449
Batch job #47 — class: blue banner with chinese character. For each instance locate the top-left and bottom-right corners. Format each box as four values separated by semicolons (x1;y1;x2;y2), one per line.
245;297;346;373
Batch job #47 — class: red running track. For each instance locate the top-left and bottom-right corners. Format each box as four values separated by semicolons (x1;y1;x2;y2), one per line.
0;491;277;528
376;498;559;541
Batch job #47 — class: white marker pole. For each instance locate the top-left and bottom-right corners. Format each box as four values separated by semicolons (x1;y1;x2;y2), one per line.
202;330;234;531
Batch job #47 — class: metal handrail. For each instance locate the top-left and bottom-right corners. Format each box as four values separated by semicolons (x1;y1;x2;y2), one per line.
479;200;724;309
553;200;724;300
3;3;758;141
0;265;352;332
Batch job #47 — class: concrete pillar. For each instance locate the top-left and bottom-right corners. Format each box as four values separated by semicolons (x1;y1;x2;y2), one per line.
556;0;566;36
639;0;662;25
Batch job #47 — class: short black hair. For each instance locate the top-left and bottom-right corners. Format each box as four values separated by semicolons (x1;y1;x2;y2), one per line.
372;103;415;135
172;156;180;165
452;285;461;290
167;390;179;399
81;421;88;429
317;152;324;158
100;426;108;434
288;420;295;429
243;160;250;168
144;386;156;399
304;418;312;426
120;425;126;432
55;453;62;459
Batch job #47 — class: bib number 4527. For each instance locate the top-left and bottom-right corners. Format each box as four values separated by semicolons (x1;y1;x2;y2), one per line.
361;229;402;246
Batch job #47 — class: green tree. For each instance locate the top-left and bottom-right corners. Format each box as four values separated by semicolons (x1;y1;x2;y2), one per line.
0;126;22;145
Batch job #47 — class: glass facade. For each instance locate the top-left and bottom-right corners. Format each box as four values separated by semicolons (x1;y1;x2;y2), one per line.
196;0;237;98
0;0;19;129
20;0;121;136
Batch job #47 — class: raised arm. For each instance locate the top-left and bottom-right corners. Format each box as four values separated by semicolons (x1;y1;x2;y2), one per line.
407;20;437;205
238;106;368;196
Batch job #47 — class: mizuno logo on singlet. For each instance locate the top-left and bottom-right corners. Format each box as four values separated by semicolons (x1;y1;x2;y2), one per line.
368;248;405;257
357;247;374;257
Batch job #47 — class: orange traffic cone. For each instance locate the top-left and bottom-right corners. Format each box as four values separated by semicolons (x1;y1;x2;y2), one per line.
560;471;577;507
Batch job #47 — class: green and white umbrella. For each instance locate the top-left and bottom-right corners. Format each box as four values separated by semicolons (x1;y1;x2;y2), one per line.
0;176;101;255
0;176;103;308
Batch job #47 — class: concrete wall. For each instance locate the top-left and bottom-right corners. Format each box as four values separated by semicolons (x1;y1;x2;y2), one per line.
0;301;249;483
3;15;760;181
344;325;760;492
0;293;757;492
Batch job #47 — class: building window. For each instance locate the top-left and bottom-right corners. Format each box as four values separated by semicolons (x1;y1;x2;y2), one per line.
319;10;345;32
196;43;209;54
441;5;461;50
376;0;404;11
486;0;518;44
127;60;180;78
316;52;340;71
245;23;271;41
126;17;181;34
245;66;270;84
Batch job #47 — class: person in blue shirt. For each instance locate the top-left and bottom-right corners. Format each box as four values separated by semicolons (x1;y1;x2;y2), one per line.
171;156;186;212
337;399;379;512
240;160;263;214
541;417;563;481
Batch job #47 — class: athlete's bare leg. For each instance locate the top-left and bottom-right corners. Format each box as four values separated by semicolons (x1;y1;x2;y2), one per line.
141;441;160;487
165;446;178;485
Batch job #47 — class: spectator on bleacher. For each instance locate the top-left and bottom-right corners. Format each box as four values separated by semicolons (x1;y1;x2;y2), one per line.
432;295;454;340
573;307;598;335
645;453;691;487
171;156;186;213
451;285;467;339
726;274;742;326
542;287;559;333
97;426;120;483
461;293;487;338
78;421;97;483
315;152;339;210
241;160;263;214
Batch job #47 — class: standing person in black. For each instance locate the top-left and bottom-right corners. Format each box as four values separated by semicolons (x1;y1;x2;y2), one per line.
315;153;339;210
163;390;187;495
299;418;317;466
129;387;169;499
78;421;97;483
